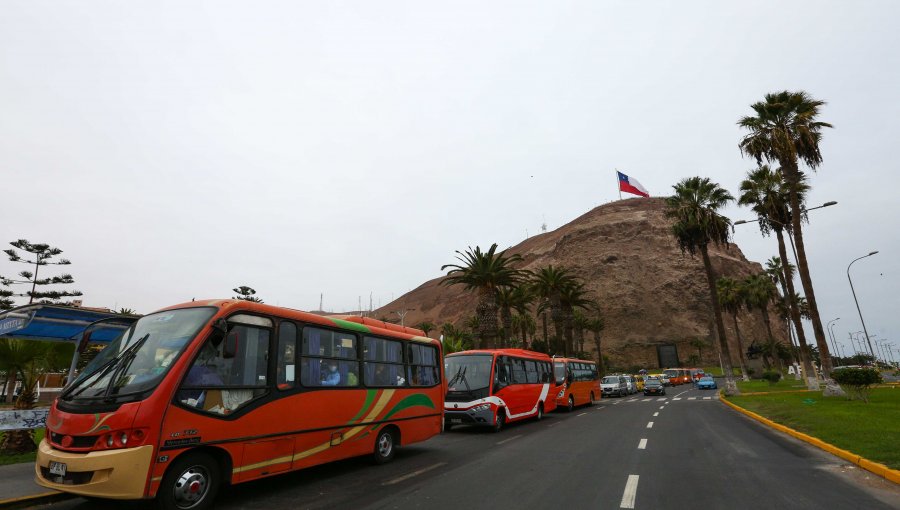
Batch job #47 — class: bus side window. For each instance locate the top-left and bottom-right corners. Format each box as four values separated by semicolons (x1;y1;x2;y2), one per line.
277;322;297;390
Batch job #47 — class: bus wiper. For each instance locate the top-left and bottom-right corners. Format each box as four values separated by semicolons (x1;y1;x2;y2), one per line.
63;334;149;401
103;334;151;399
448;366;465;387
448;366;471;392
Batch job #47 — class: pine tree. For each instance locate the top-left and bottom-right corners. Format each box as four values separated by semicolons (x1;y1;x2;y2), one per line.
1;240;83;307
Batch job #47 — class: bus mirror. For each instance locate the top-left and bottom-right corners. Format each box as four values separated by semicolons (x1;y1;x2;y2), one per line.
223;332;238;359
210;319;229;347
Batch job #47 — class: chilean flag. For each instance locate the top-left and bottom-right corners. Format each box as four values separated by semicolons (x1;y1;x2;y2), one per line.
617;171;650;198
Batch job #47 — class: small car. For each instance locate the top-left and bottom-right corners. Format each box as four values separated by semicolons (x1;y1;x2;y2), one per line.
697;376;717;390
601;375;628;397
643;379;666;396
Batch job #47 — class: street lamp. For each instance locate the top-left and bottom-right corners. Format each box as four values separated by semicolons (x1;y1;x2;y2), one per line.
392;308;415;327
847;251;879;359
732;201;837;262
826;318;840;358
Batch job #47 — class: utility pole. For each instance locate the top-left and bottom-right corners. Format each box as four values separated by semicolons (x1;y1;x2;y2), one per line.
393;308;414;327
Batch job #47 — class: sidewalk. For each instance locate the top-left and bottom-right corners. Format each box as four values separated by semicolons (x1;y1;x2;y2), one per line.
0;462;70;508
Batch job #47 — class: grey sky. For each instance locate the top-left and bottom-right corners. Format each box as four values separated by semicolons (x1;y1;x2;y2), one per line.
2;1;897;359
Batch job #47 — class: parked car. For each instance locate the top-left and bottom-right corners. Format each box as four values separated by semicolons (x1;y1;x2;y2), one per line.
622;375;637;394
601;375;628;397
697;376;718;390
643;378;666;396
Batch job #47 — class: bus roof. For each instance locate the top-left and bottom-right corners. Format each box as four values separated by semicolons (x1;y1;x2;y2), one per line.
446;348;551;360
159;299;439;346
551;357;596;365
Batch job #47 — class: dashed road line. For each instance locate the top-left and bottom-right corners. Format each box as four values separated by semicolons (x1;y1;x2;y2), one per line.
673;397;682;401
577;412;588;417
638;438;647;450
659;405;665;409
703;397;712;400
383;462;447;486
653;412;659;417
657;398;667;401
620;475;639;508
496;434;523;445
688;397;697;400
642;398;652;401
673;389;691;398
646;421;654;429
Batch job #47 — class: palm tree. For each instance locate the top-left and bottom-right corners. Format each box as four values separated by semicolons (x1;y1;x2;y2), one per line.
560;283;595;356
415;321;436;338
587;314;606;376
666;176;739;395
441;244;525;349
716;277;750;381
512;313;536;349
738;91;836;378
531;265;577;355
690;337;709;362
743;273;781;370
495;284;533;347
739;167;818;387
0;339;52;454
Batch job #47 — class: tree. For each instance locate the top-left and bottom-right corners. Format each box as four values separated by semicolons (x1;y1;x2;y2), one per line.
415;321;435;338
739;166;818;388
118;308;139;316
716;277;750;381
743;273;781;372
560;282;595;356
690;337;709;361
233;286;263;303
1;239;83;307
738;91;836;379
666;176;739;395
531;265;577;355
495;285;532;347
441;244;525;349
511;313;536;349
586;314;606;376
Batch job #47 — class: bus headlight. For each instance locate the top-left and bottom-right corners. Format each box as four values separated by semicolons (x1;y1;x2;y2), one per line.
470;404;491;413
557;389;565;398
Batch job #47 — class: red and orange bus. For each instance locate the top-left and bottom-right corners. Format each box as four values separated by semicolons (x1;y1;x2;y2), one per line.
663;368;692;386
443;349;556;432
35;300;443;510
552;357;601;411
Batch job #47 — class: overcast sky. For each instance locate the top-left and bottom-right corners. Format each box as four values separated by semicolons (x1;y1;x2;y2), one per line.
2;1;897;360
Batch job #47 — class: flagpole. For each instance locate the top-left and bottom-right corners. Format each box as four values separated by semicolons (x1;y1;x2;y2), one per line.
616;169;621;200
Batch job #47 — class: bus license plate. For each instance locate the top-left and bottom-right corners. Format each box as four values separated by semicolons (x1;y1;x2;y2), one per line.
49;461;67;477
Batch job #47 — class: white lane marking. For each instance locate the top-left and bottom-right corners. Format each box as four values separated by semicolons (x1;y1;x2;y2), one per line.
688;397;697;400
642;398;652;401
596;405;607;410
496;434;522;446
638;438;648;449
628;399;638;402
673;389;691;398
577;412;588;417
659;405;665;409
646;421;654;429
673;397;682;401
383;462;447;486
653;412;659;417
703;397;712;400
620;475;640;508
657;398;667;401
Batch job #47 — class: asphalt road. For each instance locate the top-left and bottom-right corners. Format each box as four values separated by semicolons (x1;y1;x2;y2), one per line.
35;386;900;510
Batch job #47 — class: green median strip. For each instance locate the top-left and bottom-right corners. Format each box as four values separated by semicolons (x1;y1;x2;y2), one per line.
726;387;900;470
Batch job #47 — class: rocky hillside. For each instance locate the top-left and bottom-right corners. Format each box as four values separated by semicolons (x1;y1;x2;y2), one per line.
374;197;788;370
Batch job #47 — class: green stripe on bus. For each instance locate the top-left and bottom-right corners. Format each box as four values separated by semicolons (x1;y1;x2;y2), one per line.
327;318;371;333
347;389;377;424
369;394;436;430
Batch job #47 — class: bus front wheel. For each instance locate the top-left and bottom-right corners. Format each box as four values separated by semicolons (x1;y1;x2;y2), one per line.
157;451;221;510
567;395;575;412
493;409;506;433
373;427;397;465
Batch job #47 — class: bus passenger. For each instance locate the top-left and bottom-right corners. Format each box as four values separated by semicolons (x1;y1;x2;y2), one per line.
321;362;341;386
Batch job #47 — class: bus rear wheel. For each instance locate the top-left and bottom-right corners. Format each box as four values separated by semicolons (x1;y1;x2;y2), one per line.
589;392;596;405
567;395;575;412
535;403;544;421
157;451;221;510
373;427;397;465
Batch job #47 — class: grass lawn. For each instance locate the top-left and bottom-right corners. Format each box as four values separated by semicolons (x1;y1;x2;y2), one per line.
702;366;742;377
0;428;44;466
727;387;900;470
736;378;812;393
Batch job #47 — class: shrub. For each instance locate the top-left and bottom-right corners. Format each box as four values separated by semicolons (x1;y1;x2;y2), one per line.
831;368;883;403
762;370;782;385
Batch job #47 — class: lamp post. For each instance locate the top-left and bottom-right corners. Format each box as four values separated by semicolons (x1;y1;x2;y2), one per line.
847;251;879;359
826;318;840;359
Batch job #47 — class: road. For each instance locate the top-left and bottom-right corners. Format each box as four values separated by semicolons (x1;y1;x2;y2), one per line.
37;385;900;509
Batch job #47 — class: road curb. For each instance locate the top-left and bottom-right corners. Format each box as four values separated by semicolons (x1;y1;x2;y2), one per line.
0;491;74;510
719;391;900;485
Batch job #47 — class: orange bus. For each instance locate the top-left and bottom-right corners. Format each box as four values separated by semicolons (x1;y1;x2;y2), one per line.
552;358;601;411
663;368;692;386
35;300;443;510
444;349;556;432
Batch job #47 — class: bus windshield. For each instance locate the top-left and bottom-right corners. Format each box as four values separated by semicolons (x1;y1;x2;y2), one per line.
445;354;493;393
553;362;567;385
663;369;679;378
62;307;216;402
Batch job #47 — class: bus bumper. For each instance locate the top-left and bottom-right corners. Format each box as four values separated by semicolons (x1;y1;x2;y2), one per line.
34;439;154;500
444;406;495;427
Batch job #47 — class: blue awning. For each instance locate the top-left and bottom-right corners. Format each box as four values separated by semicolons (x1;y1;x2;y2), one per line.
0;304;138;344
